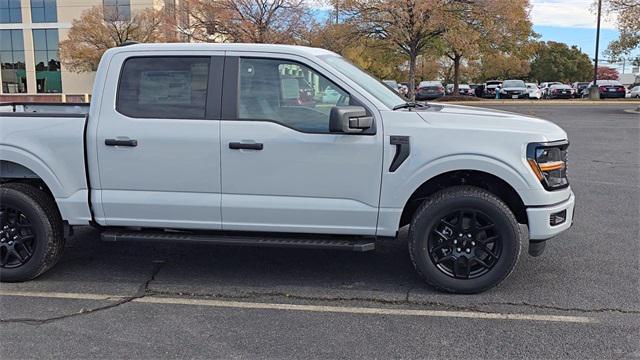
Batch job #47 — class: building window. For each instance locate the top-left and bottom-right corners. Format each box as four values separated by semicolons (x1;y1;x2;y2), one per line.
31;0;58;23
0;30;27;93
0;0;23;23
32;29;61;93
103;0;131;21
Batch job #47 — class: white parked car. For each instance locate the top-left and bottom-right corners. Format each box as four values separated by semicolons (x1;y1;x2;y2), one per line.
539;82;563;98
526;83;542;99
0;43;575;294
445;84;474;96
629;85;640;99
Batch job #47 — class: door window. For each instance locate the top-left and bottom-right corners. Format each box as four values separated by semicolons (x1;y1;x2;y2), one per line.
117;57;210;119
238;58;350;133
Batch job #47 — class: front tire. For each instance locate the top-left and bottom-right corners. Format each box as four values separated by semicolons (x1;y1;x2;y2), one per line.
408;186;521;294
0;183;65;282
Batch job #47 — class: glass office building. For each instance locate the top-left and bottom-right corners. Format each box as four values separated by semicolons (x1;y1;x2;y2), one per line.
0;0;169;96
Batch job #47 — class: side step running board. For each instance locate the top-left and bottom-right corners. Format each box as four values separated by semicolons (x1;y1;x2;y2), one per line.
100;231;376;252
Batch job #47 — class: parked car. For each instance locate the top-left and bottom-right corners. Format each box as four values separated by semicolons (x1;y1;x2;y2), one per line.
629;85;640;99
499;80;528;99
0;43;575;294
571;82;589;98
382;80;400;93
446;84;474;96
587;80;626;99
545;84;574;99
281;76;315;107
539;82;563;98
483;80;502;99
322;85;347;104
398;84;409;96
474;84;486;98
526;83;542;99
416;81;445;101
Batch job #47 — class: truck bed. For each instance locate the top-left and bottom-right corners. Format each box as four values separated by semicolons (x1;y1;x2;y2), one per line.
0;102;91;225
0;102;90;116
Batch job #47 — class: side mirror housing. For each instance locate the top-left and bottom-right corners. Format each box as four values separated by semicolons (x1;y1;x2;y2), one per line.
329;106;373;133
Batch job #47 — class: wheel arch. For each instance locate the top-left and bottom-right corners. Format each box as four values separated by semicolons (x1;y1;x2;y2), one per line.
0;148;64;199
398;170;528;229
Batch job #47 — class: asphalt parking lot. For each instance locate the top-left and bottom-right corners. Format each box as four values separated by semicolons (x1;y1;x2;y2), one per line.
1;103;639;359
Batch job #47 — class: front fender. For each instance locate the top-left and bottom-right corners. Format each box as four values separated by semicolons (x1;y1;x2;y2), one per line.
386;154;534;210
376;154;538;237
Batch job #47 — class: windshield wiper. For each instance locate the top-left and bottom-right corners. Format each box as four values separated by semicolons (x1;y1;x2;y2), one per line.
392;101;429;111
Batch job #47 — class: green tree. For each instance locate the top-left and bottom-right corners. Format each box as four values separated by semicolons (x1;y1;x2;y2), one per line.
529;41;593;83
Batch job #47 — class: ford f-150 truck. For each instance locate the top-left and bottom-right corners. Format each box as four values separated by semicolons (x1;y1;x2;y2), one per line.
0;43;575;293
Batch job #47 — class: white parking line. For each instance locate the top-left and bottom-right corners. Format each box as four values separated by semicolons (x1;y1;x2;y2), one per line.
0;290;596;324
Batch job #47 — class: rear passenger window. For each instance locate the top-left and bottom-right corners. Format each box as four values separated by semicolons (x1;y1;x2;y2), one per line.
117;57;210;119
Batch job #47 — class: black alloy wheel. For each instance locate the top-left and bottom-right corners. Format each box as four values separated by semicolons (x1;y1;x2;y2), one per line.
0;183;65;282
0;207;36;268
428;210;501;279
408;186;521;294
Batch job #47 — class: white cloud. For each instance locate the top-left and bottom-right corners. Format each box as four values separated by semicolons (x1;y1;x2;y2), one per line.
530;0;617;29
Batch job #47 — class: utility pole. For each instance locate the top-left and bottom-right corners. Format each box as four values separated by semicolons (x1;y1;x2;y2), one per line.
589;0;602;99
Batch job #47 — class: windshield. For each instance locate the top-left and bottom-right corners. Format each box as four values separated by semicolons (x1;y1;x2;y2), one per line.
503;80;525;88
320;55;405;109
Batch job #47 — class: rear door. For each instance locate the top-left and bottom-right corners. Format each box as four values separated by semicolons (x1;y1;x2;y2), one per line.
219;54;384;235
94;52;225;229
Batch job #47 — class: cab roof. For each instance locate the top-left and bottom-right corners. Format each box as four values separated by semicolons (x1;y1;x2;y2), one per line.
109;42;337;58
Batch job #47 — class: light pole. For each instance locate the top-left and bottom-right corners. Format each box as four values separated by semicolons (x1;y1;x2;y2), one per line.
589;0;602;99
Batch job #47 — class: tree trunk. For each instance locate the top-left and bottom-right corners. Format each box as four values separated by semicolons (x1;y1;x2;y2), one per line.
408;52;417;100
453;54;461;96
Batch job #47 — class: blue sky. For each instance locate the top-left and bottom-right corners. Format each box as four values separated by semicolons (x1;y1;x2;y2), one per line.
530;0;637;72
532;26;618;59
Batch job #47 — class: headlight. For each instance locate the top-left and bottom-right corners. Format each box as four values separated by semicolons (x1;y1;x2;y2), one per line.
527;141;569;190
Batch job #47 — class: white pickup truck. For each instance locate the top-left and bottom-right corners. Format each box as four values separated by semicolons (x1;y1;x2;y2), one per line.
0;43;575;293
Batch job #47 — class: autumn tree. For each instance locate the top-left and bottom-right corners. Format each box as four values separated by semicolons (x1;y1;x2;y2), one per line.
303;21;359;55
440;0;533;94
601;0;640;62
529;41;593;83
597;66;620;80
59;6;168;72
171;0;311;44
342;0;447;98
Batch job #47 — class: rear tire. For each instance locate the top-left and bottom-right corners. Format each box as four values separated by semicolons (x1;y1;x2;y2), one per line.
408;186;521;294
0;183;65;282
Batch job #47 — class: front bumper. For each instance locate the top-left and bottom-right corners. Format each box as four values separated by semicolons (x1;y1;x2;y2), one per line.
526;191;575;240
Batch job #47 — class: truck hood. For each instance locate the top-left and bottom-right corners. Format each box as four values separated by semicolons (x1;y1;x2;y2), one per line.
417;103;567;141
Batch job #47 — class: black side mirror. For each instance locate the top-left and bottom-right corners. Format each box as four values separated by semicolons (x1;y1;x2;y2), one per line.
329;106;373;133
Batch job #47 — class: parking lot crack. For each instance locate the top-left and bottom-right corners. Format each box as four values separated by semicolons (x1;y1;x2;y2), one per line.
0;260;165;326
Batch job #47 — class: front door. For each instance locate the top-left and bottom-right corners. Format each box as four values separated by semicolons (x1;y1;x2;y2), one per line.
95;54;224;229
220;56;383;235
